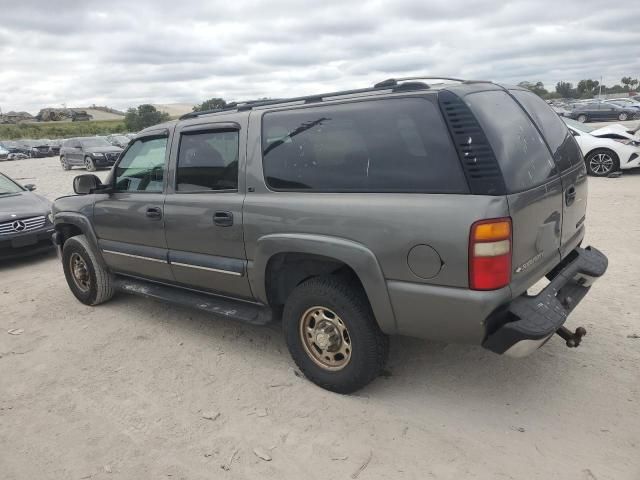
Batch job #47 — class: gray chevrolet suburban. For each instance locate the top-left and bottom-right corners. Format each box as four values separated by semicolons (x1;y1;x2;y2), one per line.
51;77;608;393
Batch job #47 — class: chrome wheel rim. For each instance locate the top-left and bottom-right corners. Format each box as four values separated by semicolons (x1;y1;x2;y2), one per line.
85;158;92;170
578;115;587;123
589;153;614;175
70;252;90;292
620;113;628;121
299;306;352;371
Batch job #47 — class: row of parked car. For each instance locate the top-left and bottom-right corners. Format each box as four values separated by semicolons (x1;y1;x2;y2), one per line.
0;134;133;163
550;97;640;123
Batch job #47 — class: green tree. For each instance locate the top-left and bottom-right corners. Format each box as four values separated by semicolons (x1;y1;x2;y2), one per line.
621;76;633;90
193;97;227;112
576;79;599;98
124;104;170;131
555;81;576;98
518;81;548;97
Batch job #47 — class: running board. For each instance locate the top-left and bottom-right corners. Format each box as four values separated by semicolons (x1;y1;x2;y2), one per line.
114;276;272;326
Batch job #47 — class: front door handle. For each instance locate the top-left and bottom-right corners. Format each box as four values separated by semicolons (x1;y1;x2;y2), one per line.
214;211;233;227
565;186;577;206
146;206;162;220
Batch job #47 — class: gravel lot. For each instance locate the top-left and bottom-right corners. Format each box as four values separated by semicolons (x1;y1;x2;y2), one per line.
1;156;639;480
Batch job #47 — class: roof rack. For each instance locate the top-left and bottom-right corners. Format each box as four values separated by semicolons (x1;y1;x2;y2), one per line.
180;76;474;120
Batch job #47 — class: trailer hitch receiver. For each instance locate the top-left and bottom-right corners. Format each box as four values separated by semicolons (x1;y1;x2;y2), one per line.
556;326;587;348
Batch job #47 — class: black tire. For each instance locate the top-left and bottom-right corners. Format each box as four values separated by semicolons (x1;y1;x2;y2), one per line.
618;112;628;121
577;114;588;123
62;235;114;306
585;148;620;177
283;276;389;394
84;156;96;172
60;156;71;170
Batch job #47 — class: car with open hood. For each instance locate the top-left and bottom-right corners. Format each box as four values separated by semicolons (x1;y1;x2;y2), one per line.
563;118;640;176
0;172;54;259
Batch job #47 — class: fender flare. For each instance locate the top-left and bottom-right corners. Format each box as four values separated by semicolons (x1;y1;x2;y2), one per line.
53;212;107;268
249;233;398;334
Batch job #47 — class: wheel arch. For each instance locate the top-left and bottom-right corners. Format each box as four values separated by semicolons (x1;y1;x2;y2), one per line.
250;234;398;334
54;212;107;267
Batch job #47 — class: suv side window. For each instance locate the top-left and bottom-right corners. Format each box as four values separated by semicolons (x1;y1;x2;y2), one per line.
465;90;558;193
510;89;583;170
176;130;239;191
114;137;167;192
262;98;468;193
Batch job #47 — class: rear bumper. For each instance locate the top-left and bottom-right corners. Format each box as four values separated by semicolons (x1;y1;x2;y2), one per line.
483;246;608;357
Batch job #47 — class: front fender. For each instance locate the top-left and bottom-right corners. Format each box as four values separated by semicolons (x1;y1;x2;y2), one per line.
250;233;398;335
53;211;106;268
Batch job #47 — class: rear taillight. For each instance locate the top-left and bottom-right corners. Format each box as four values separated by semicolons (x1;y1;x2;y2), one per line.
469;217;512;290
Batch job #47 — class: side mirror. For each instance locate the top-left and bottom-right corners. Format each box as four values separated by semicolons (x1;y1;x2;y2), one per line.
73;174;101;195
24;184;36;191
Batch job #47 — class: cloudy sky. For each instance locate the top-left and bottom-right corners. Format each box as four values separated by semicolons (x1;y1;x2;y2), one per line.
1;0;639;113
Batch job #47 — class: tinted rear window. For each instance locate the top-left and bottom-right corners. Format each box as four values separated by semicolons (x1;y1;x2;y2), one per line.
262;98;468;193
511;90;583;170
465;91;557;193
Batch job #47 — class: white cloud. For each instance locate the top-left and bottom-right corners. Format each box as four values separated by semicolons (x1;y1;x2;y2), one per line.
0;0;638;113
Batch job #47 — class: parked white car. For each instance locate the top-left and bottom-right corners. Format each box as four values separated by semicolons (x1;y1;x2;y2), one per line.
563;118;640;176
588;123;640;142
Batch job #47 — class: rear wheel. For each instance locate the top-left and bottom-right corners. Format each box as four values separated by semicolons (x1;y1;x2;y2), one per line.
618;112;629;121
62;235;114;306
577;114;588;123
283;276;389;393
585;149;620;177
84;156;96;172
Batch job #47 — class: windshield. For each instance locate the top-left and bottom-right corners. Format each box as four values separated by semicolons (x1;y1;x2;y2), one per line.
0;174;24;195
80;137;111;148
563;117;595;133
112;135;129;143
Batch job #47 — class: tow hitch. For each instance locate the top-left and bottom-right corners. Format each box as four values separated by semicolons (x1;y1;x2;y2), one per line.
556;326;587;348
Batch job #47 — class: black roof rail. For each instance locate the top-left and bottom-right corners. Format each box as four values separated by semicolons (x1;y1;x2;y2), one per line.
374;76;494;88
179;77;450;121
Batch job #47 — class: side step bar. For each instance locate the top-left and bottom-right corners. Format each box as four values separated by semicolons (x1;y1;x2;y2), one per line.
114;276;272;326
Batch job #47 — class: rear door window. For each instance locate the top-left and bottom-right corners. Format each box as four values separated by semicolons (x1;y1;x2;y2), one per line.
262;98;468;193
510;89;583;170
176;130;239;191
465;90;558;193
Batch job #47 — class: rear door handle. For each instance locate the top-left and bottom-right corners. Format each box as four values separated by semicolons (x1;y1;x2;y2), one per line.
146;206;162;219
214;211;233;227
565;186;577;206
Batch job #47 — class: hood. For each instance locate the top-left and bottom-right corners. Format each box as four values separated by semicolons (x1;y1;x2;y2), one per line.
590;124;640;141
0;191;52;223
85;146;123;154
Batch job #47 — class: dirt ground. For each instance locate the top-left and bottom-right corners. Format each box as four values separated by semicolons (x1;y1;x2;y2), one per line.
1;156;639;480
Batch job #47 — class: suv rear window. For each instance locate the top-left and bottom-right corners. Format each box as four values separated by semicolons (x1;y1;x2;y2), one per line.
262;98;468;193
465;90;558;193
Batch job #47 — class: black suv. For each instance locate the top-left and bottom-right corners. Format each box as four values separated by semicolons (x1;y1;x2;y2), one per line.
59;137;123;171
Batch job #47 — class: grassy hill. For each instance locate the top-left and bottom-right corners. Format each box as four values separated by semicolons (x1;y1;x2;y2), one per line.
0;119;127;140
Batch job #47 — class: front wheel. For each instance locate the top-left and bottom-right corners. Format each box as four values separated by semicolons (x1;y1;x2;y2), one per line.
618;112;629;121
60;156;71;170
283;276;389;393
62;234;114;306
585;149;620;177
84;156;96;172
577;114;588;123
